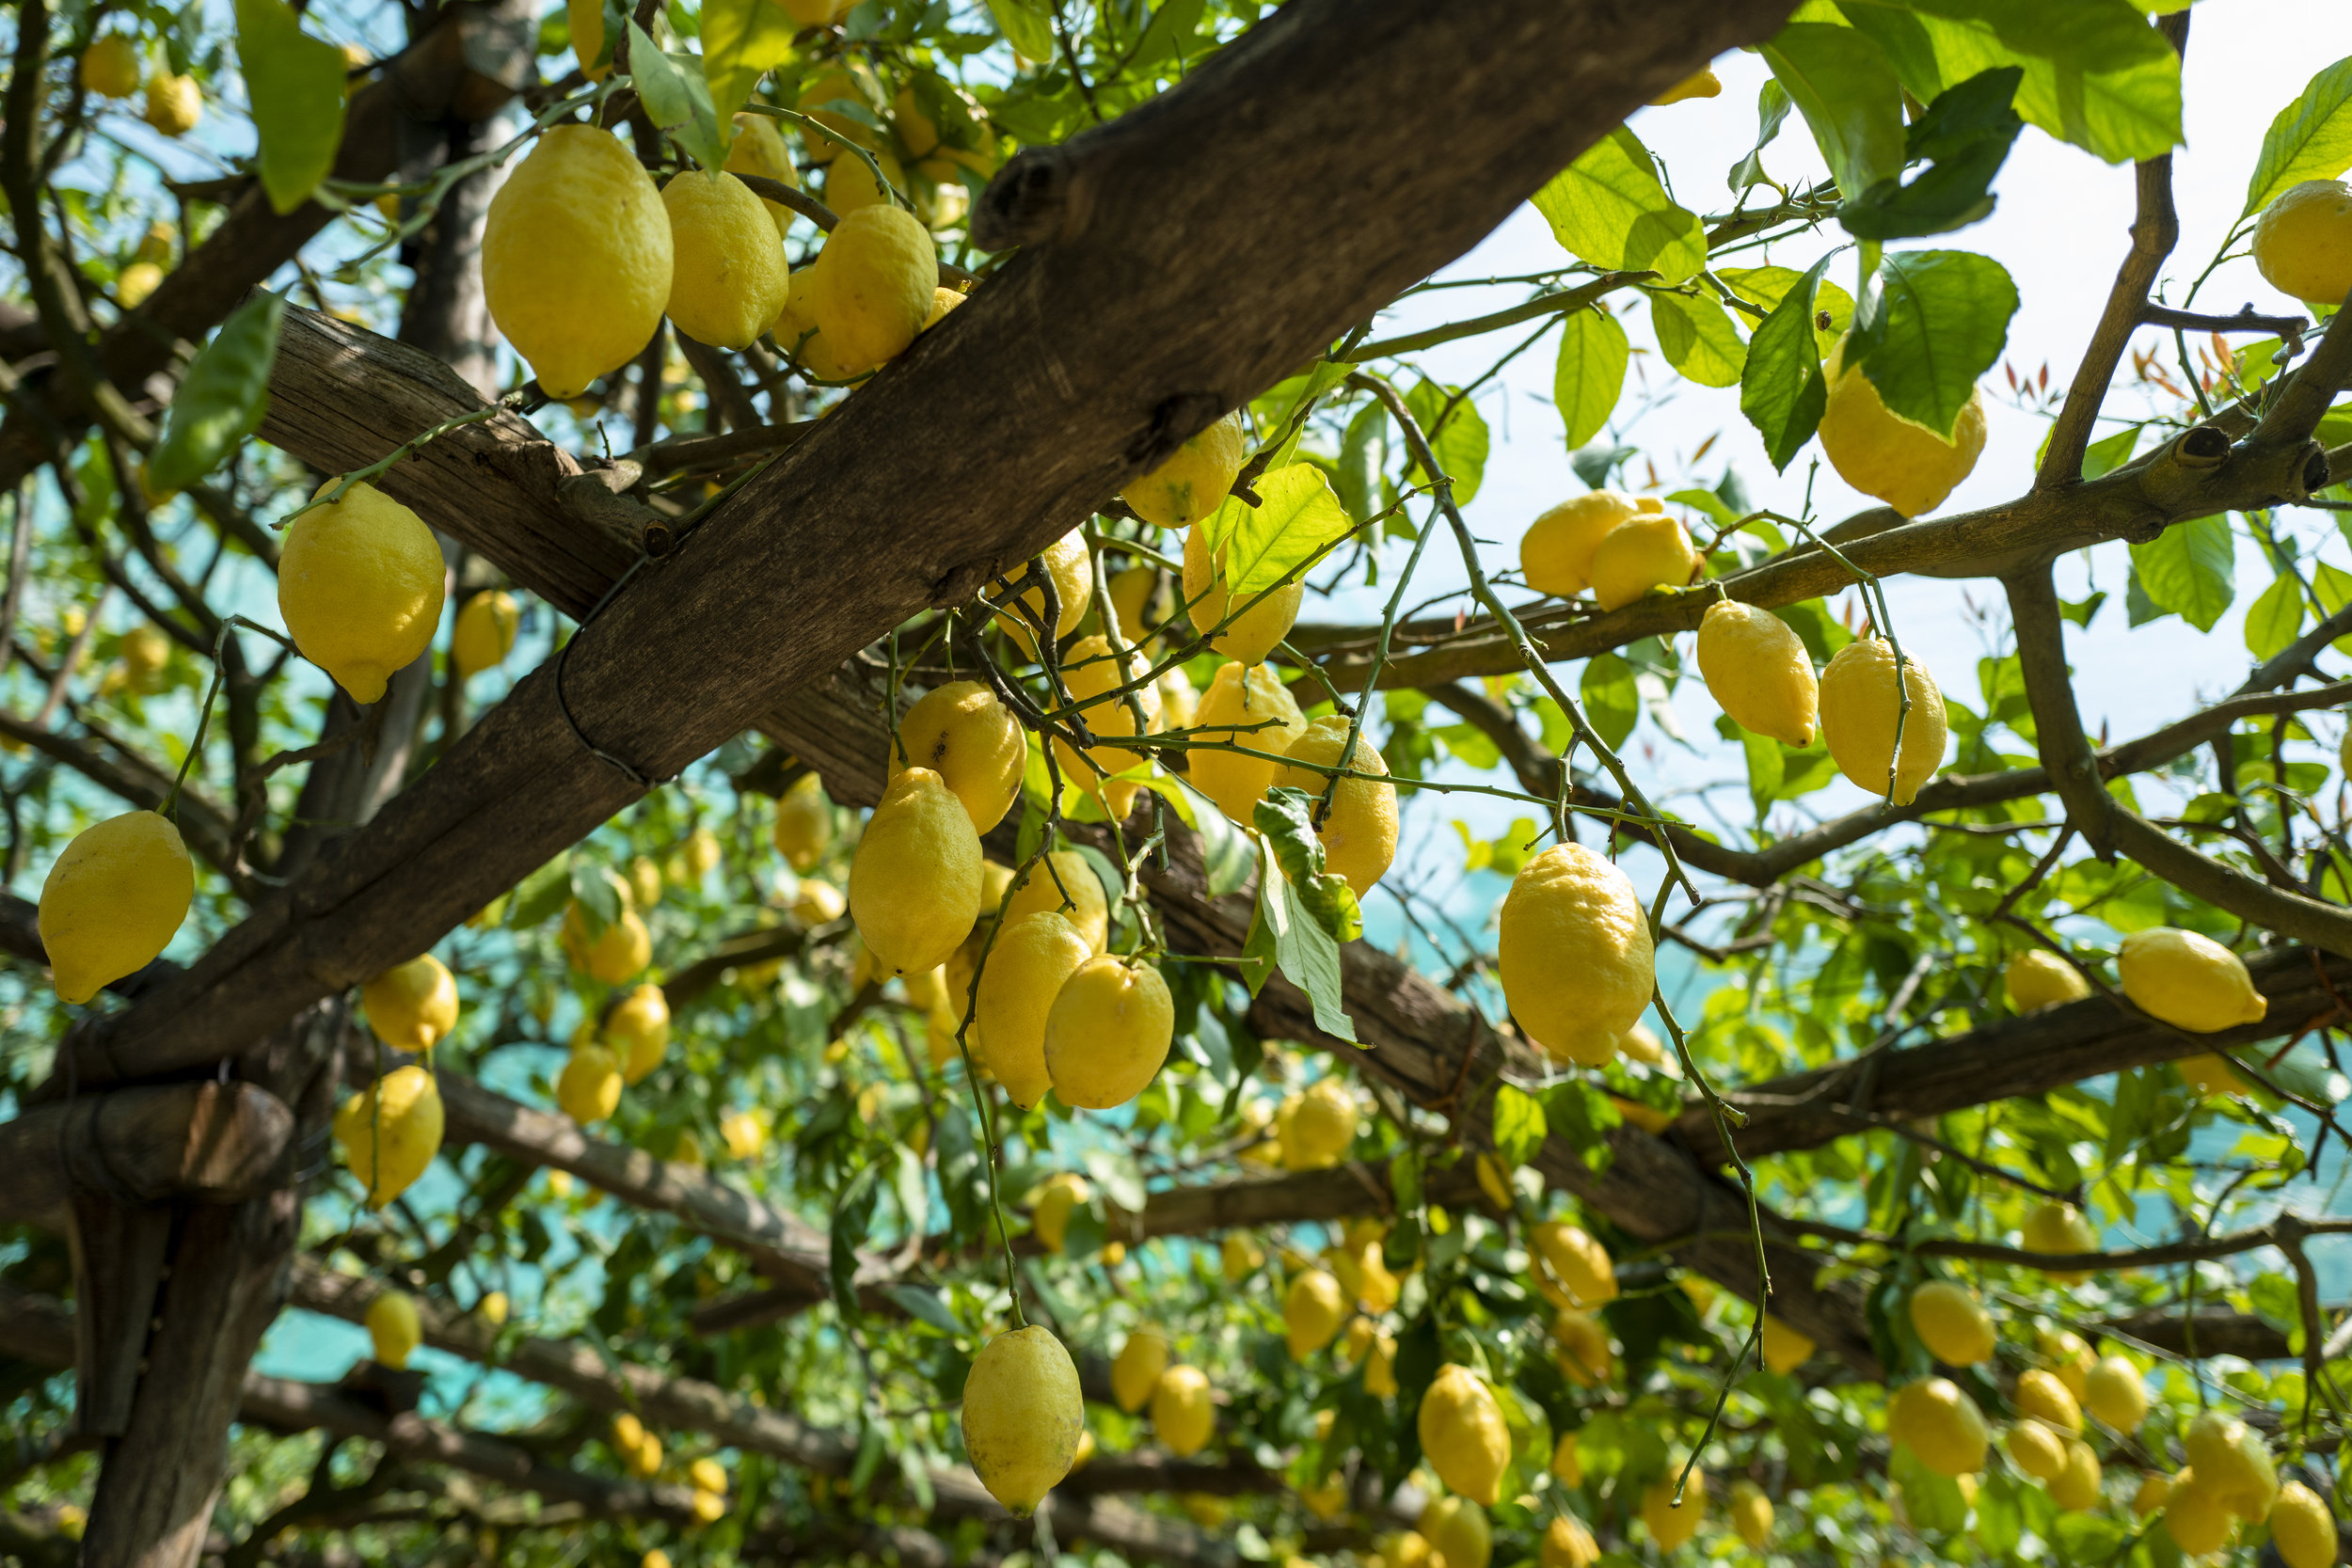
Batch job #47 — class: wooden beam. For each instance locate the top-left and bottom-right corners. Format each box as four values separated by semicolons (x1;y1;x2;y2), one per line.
0;1081;294;1223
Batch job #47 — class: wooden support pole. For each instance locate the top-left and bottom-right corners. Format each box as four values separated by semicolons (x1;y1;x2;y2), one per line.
0;1081;294;1224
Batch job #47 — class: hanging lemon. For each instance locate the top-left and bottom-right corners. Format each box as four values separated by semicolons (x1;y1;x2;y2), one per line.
1188;662;1308;825
452;591;520;678
2004;948;2090;1012
1152;1364;1215;1456
1816;337;1986;517
1184;522;1303;665
849;768;983;974
1110;1323;1169;1414
961;1325;1085;1515
1695;601;1816;746
2116;927;2267;1033
1498;843;1654;1068
1908;1280;1994;1366
993;530;1091;657
561;900;652;985
1123;411;1247;530
1284;1269;1346;1356
1279;1076;1358;1168
1816;637;1947;804
1029;1171;1089;1252
1003;850;1109;955
804;205;937;374
1521;491;1656;597
1417;1365;1508;1506
279;482;447;705
38;810;194;1004
891;680;1026;832
1043;955;1174;1110
976;911;1094;1110
334;1064;445;1208
557;1042;624;1125
80;35;142;97
1051;635;1162;820
607;982;671;1084
772;773;834;870
1269;718;1398;895
1587;512;1700;610
366;1290;422;1369
724;112;800;237
660;170;792;351
361;954;459;1052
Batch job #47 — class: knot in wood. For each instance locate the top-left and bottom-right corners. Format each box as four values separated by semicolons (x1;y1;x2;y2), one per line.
929;556;995;609
973;147;1076;251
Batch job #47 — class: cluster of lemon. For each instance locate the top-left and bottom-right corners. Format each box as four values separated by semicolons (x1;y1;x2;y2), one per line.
329;953;460;1206
79;33;202;138
2007;927;2270;1094
607;1413;732;1524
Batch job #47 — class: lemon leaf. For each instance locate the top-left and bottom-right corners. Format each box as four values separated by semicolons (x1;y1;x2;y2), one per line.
1837;65;2024;241
1650;291;1745;388
2128;515;2234;633
2243;570;2302;661
1404;380;1488;505
1580;654;1639;752
1552;307;1629;449
234;0;347;214
1491;1084;1547;1167
1848;248;2017;438
2244;56;2352;218
700;0;798;135
1253;787;1362;946
146;290;285;497
1762;23;1907;199
1221;465;1352;596
1737;251;1836;471
986;0;1057;64
627;22;726;171
1530;127;1705;286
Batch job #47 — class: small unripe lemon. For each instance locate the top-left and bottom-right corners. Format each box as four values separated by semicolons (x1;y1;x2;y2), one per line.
143;72;202;136
1640;1472;1706;1549
81;35;142;97
562;901;651;985
1498;843;1654;1067
2014;1368;2081;1433
772;773;834;870
1888;1376;1988;1477
892;680;1025;832
2005;948;2090;1012
1553;1309;1614;1387
2083;1354;2149;1432
805;205;936;374
961;1324;1084;1515
362;954;459;1053
39;809;193;1003
1908;1280;1995;1366
2020;1200;2099;1283
1588;511;1700;611
1030;1171;1089;1251
1817;637;1947;804
335;1064;445;1208
366;1290;422;1369
1270;717;1398;895
1530;1222;1617;1310
1760;1314;1814;1374
1111;1323;1169;1414
660;170;791;351
1188;661;1307;824
1184;521;1303;665
1539;1515;1598;1568
279;482;447;705
2184;1409;2278;1519
2252;180;2352;306
485;126;671;399
1817;336;1987;517
977;911;1093;1108
1521;492;1655;596
1284;1268;1346;1357
724;112;800;237
994;530;1091;657
1279;1077;1359;1168
1124;411;1246;530
849;768;983;974
1729;1478;1772;1545
2117;927;2267;1033
1417;1364;1509;1507
607;982;671;1084
1052;635;1163;819
2271;1480;2340;1568
452;591;520;678
1696;600;1817;746
1420;1495;1491;1568
557;1043;623;1124
1152;1363;1215;1455
1044;955;1173;1110
2164;1469;2235;1556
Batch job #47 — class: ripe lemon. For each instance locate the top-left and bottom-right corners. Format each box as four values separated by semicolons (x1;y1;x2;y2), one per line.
1052;635;1162;819
1188;661;1308;824
626;856;663;911
557;1042;623;1124
892;681;1025;832
2117;927;2267;1033
720;1107;769;1160
1183;522;1303;665
789;877;846;926
1383;1530;1435;1568
821;144;907;215
1030;1171;1089;1251
1001;851;1106;954
2184;1409;2278;1519
143;72;202;136
1421;1496;1491;1568
690;1488;725;1522
685;828;723;879
2014;1368;2081;1433
1044;955;1173;1109
2020;1200;2099;1282
1640;1473;1706;1550
1909;1280;1995;1366
2133;1472;2171;1517
1278;1077;1359;1168
1696;601;1817;746
2005;948;2089;1013
976;911;1093;1108
1888;1376;1988;1477
1152;1364;1215;1456
1588;512;1700;611
661;171;791;351
1549;1432;1583;1486
1760;1314;1814;1374
2179;1053;2249;1097
961;1324;1084;1515
1540;1515;1598;1568
2039;1324;2095;1396
335;1064;444;1208
484;126;672;400
772;773;834;869
1520;492;1657;596
114;622;166;690
1222;1232;1263;1282
366;1290;421;1369
771;267;859;380
1111;1323;1169;1414
1298;1472;1348;1520
279;482;447;704
1531;1222;1617;1310
2252;180;2352;306
1284;1268;1346;1357
1651;68;1722;104
1364;1328;1399;1396
2271;1480;2340;1568
2082;1354;2148;1431
1155;653;1198;726
362;954;459;1053
2048;1435;2103;1510
1270;717;1398;895
566;0;611;77
118;261;164;309
1125;411;1247;530
1498;843;1654;1067
1417;1364;1509;1506
479;1291;509;1325
805;205;936;374
562;901;651;984
2164;1468;2235;1556
39;810;193;1003
1817;637;1947;804
1475;1150;1513;1210
1729;1478;1772;1545
995;529;1092;657
81;35;142;97
849;767;983;974
724;112;800;237
452;590;520;678
1817;337;1986;516
607;982;671;1083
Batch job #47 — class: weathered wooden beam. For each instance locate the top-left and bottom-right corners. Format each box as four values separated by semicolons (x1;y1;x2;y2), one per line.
0;1081;294;1223
2094;1307;2302;1363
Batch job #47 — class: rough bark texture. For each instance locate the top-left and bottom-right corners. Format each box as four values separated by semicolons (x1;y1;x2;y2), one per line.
0;1081;293;1222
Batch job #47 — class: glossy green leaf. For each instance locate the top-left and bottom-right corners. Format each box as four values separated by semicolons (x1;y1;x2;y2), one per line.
1240;819;1359;1043
1837;66;2024;240
1222;465;1353;595
1739;252;1836;470
1337;401;1390;525
2129;515;2234;633
1253;786;1363;945
146;290;286;497
236;0;348;214
2243;55;2352;217
1763;23;1908;198
628;23;727;171
1721;264;1855;354
1650;291;1746;388
2243;570;2302;660
701;0;799;134
1491;1084;1547;1167
1581;654;1640;752
1728;79;1794;193
987;0;1057;64
1530;127;1705;285
1552;307;1629;449
1404;381;1489;506
1848;249;2018;437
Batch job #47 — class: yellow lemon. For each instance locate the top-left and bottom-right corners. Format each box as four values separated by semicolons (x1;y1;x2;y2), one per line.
721;1107;769;1160
1760;1314;1814;1374
1279;1077;1359;1168
1888;1377;1988;1477
612;1413;644;1452
1817;636;1947;804
484;126;672;400
1124;411;1247;530
2007;1414;2069;1481
893;680;1025;832
1365;1328;1399;1397
2164;1469;2235;1556
2083;1354;2149;1431
1475;1150;1514;1211
366;1290;421;1369
1052;634;1163;819
2184;1410;2277;1519
2005;948;2089;1013
1222;1231;1263;1282
1284;1269;1347;1357
1152;1364;1215;1456
2021;1200;2099;1283
689;1454;727;1492
849;767;983;974
1531;1222;1617;1310
2039;1324;2095;1396
772;773;834;869
1540;1515;1599;1568
1421;1495;1491;1568
143;72;202;135
478;1290;508;1324
117;623;169;693
562;901;651;984
2014;1368;2081;1433
1696;601;1816;746
1298;1473;1348;1520
994;529;1092;657
804;205;936;374
1817;337;1986;517
976;911;1094;1109
1044;955;1173;1109
626;855;663;911
771;266;859;380
1498;843;1654;1068
1550;1431;1582;1486
1553;1308;1614;1386
2252;180;2352;306
557;1043;623;1124
2048;1436;2102;1512
117;261;165;309
607;982;671;1084
1729;1478;1772;1545
1111;1323;1169;1414
628;1432;661;1477
81;35;142;97
685;828;723;879
1618;1021;1669;1066
1520;492;1654;596
1909;1280;1995;1366
1417;1365;1509;1507
1270;717;1398;896
1030;1171;1089;1251
2117;927;2267;1033
335;1064;445;1208
924;285;967;330
1588;512;1700;611
1184;521;1304;665
1640;1472;1706;1550
820;146;906;214
567;0;612;77
2133;1471;2171;1517
691;1488;725;1522
1188;661;1308;825
2271;1481;2340;1568
661;171;791;350
724;111;800;237
1650;68;1722;104
279;482;447;704
362;954;459;1053
961;1324;1084;1515
39;810;193;1004
452;590;520;678
2179;1053;2250;1097
789;878;845;926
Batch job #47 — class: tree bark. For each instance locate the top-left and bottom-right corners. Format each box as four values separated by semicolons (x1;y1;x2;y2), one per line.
0;1081;293;1222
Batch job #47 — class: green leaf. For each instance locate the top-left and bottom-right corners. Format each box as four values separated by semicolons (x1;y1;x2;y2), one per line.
1491;1084;1548;1167
235;0;347;214
1239;832;1359;1043
1552;308;1629;449
2311;562;2352;654
1763;23;1908;198
1721;265;1855;355
2129;515;2234;633
1171;775;1256;897
569;858;622;936
2244;56;2352;217
1581;654;1639;752
1729;79;1794;193
1848;248;2018;437
506;856;572;931
2244;570;2303;660
1530;127;1705;285
1129;0;1206;70
700;0;799;133
831;1164;880;1316
628;22;726;171
145;291;285;497
1650;292;1745;388
1404;381;1489;506
1221;465;1353;595
1837;66;2024;240
1742;727;1784;821
987;0;1057;63
885;1284;962;1335
2082;424;2139;480
1253;787;1363;945
1337;401;1390;526
1738;252;1837;470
